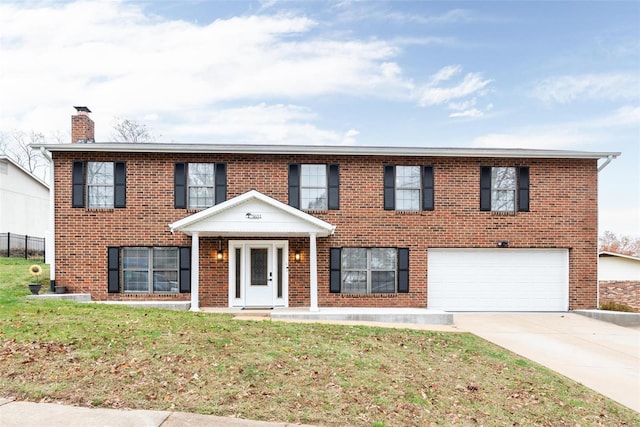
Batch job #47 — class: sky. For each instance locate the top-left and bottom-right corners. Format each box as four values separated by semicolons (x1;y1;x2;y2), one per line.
0;0;638;237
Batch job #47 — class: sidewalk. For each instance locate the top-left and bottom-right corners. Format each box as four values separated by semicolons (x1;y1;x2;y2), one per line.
0;399;313;427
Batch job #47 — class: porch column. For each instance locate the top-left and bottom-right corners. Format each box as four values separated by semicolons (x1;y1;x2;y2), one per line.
309;232;318;311
190;232;200;312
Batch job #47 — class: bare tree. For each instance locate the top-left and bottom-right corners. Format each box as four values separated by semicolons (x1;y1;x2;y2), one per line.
111;117;155;143
9;131;45;174
599;231;640;257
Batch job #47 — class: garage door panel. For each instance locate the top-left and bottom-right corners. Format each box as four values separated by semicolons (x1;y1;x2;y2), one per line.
427;249;568;311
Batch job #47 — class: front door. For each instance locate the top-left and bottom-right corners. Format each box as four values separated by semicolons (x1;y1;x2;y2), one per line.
245;245;272;307
229;241;288;308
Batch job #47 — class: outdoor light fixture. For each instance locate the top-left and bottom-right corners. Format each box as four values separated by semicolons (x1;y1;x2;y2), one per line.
216;239;223;260
295;251;301;261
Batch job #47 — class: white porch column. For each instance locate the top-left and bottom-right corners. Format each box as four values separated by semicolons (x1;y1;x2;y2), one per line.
190;232;200;311
309;232;318;312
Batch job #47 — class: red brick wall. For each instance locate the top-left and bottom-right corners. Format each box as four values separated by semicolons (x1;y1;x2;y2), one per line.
52;152;599;309
599;281;640;311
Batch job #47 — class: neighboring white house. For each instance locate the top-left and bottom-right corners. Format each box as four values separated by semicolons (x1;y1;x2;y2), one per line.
598;251;640;311
0;155;50;237
599;251;640;281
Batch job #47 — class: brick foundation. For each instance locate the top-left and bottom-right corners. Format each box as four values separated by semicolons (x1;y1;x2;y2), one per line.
599;281;640;311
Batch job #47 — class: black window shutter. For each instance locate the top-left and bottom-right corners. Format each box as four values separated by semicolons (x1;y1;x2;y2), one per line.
518;167;530;212
114;161;126;208
384;165;395;210
107;247;120;293
422;165;434;211
328;164;340;210
397;248;409;293
480;166;492;211
179;247;191;293
288;164;300;209
72;161;85;208
215;163;227;204
330;248;341;293
174;162;186;208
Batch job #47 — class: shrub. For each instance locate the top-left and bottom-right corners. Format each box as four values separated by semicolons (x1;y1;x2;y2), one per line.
599;300;637;313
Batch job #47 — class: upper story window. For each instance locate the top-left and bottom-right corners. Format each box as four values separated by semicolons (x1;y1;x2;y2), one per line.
174;162;227;209
72;161;126;209
480;166;529;213
188;163;215;209
87;162;114;208
301;164;328;210
384;165;434;211
288;164;339;211
330;247;409;294
108;246;190;294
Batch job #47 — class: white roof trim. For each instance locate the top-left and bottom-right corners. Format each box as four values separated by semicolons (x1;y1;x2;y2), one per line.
599;251;640;262
0;155;50;189
31;143;620;160
169;190;336;237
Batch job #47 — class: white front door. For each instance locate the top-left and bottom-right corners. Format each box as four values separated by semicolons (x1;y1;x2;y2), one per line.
229;240;288;308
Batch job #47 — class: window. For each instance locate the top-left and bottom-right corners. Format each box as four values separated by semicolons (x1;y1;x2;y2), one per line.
301;164;327;210
87;162;114;208
122;247;179;293
480;166;529;213
491;167;516;212
341;248;397;293
395;166;421;211
72;161;126;209
329;247;410;294
188;163;215;209
288;164;339;210
384;165;434;211
174;162;226;209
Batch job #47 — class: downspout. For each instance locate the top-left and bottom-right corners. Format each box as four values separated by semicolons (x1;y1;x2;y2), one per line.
40;147;55;292
595;154;617;308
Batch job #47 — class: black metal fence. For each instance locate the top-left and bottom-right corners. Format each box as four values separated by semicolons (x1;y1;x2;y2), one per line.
0;233;45;262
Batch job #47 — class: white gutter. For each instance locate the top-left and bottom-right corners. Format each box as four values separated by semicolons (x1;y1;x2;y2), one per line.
597;154;617;172
39;147;55;291
31;143;621;160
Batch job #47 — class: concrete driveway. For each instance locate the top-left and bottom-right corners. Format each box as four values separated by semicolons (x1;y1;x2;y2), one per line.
454;313;640;412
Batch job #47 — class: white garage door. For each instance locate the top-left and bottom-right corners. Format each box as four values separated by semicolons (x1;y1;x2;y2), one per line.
428;249;569;311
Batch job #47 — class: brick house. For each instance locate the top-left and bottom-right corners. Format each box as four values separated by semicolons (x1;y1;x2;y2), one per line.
34;107;619;311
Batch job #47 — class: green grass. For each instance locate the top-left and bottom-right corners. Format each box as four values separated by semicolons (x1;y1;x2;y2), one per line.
1;257;638;426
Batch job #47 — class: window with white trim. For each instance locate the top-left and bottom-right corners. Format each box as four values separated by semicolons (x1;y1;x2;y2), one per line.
122;247;179;293
187;163;215;209
342;248;397;294
87;162;114;208
491;167;516;212
300;164;327;210
395;166;421;211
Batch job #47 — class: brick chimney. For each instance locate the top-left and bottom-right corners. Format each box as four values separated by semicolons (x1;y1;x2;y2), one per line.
71;106;95;143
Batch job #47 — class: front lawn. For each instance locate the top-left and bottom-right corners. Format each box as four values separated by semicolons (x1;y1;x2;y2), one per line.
0;258;637;426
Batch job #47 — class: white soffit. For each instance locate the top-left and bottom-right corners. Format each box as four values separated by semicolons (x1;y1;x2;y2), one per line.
169;190;336;237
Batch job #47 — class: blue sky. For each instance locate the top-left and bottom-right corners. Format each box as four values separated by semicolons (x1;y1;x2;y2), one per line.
0;1;638;236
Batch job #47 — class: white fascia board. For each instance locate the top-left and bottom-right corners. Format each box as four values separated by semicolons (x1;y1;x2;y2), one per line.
31;143;620;160
598;251;640;262
169;190;335;236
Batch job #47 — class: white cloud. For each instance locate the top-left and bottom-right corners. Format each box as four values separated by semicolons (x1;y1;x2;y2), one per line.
342;129;360;145
159;103;343;145
416;66;492;109
449;109;483;118
0;1;421;140
472;105;639;150
531;72;640;103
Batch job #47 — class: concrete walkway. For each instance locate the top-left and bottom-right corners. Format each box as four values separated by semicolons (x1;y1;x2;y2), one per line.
454;312;640;412
0;399;313;427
